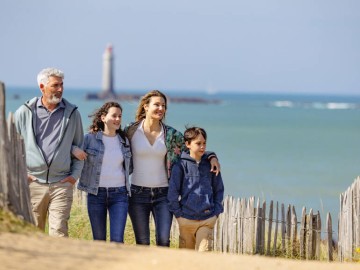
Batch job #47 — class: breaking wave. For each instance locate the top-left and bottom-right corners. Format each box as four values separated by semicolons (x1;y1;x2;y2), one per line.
271;100;358;110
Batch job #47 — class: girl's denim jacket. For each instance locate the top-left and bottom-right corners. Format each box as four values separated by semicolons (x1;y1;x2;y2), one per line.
124;121;216;180
77;131;132;195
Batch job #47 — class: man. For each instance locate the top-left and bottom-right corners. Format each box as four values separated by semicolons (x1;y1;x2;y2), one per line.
14;67;84;237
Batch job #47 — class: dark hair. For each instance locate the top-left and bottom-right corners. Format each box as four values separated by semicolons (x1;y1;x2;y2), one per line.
88;101;125;137
184;126;207;144
135;90;167;121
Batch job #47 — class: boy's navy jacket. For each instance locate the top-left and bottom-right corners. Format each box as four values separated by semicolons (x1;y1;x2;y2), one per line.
168;151;224;220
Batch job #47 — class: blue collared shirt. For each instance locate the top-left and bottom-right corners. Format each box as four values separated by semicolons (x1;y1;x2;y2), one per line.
34;98;65;164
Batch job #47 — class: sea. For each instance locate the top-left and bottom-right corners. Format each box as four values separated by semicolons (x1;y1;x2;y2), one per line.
4;86;360;236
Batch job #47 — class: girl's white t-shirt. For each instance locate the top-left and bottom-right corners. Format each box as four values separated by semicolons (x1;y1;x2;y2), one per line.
99;135;125;188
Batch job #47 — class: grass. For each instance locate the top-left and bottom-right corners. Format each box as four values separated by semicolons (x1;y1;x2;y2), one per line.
0;196;178;248
69;199;179;247
68;200;137;243
5;201;359;262
0;207;39;234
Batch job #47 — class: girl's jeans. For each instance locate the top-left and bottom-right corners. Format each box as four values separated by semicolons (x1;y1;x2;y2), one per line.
128;184;172;247
87;186;128;243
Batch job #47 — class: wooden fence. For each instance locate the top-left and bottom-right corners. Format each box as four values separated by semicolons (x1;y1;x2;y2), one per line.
208;196;334;261
338;176;360;262
75;190;333;261
0;81;34;224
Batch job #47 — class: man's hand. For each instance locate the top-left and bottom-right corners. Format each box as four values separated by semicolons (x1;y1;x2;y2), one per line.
27;174;36;184
210;158;221;176
60;176;77;185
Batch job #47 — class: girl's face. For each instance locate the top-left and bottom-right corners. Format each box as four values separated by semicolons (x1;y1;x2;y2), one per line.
185;134;207;161
101;106;122;135
144;96;166;121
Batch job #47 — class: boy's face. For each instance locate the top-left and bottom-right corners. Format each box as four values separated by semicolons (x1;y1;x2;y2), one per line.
185;134;206;161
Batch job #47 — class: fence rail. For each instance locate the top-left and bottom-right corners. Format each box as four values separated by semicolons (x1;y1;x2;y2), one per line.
338;176;360;262
0;81;34;223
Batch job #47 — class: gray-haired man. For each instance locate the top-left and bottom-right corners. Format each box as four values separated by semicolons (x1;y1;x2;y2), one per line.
14;67;84;237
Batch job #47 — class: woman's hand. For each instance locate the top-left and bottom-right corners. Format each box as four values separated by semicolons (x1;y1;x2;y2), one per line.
210;158;221;176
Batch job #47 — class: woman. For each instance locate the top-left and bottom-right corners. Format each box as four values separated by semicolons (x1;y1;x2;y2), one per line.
77;101;132;243
124;90;220;247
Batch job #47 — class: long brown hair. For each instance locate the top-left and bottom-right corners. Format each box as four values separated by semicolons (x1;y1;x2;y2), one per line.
89;102;125;138
135;90;167;121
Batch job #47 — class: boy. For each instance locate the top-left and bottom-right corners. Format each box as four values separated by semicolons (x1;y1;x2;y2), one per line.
168;127;224;251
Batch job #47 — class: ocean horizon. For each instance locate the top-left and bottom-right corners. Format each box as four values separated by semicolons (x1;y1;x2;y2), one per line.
4;85;360;237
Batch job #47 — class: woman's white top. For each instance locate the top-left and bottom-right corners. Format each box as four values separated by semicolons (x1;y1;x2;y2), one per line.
99;135;126;188
130;121;168;187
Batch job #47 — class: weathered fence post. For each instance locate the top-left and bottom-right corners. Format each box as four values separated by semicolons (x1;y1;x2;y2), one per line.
338;177;360;262
338;193;344;261
326;213;333;261
244;196;255;254
0;82;34;224
229;196;237;253
238;198;245;254
0;81;10;209
286;204;291;257
291;205;297;257
307;209;314;260
7;113;23;215
261;201;266;254
281;203;286;254
273;201;279;256
299;207;306;259
255;198;261;254
315;211;321;260
266;200;273;255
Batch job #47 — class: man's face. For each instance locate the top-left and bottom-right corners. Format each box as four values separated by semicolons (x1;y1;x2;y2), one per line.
40;76;63;105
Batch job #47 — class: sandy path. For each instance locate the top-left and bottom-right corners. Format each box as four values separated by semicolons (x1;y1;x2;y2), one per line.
0;232;357;270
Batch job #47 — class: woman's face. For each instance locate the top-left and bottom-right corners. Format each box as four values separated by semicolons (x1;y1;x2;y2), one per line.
144;96;166;121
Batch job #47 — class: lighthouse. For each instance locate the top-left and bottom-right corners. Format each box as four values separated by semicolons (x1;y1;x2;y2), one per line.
99;44;116;99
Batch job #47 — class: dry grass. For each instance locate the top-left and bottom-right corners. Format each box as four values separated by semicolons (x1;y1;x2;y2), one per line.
69;199;179;247
0;208;39;234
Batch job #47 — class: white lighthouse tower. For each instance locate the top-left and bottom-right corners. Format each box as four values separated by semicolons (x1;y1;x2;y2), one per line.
100;44;116;99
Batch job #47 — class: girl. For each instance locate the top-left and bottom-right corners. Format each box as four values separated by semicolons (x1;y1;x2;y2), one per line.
77;102;132;242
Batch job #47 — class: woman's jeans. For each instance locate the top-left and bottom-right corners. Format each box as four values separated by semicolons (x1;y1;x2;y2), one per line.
87;186;128;243
128;184;172;246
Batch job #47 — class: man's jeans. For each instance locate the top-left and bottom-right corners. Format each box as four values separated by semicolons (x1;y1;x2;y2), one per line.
87;186;128;243
128;184;172;246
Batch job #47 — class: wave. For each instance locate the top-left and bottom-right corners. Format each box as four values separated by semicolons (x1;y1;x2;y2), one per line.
271;100;358;110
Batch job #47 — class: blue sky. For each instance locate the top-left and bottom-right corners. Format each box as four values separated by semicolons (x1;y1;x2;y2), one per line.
1;0;359;94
